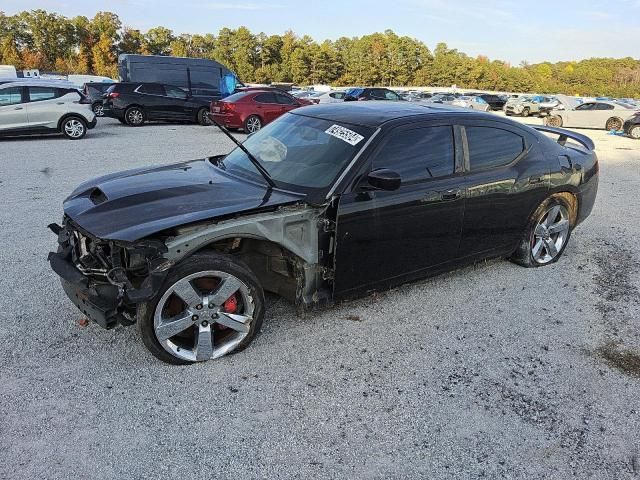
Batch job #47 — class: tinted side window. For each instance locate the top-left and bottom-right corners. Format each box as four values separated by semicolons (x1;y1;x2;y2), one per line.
254;93;276;103
138;84;164;95
576;103;595;111
28;87;58;102
466;127;524;171
275;93;296;105
595;103;614;110
165;85;187;99
372;126;455;182
0;87;23;106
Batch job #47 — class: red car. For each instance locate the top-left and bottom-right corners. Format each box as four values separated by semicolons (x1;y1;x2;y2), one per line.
210;89;312;133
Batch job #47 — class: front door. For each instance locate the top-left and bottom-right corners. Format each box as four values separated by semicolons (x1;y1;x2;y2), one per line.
566;102;596;128
163;84;193;120
0;86;29;133
333;123;465;298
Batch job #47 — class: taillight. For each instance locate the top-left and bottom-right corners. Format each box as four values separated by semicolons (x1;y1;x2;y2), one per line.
108;92;120;99
222;102;234;113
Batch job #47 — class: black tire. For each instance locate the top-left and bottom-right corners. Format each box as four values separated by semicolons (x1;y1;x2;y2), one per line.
510;195;573;268
522;107;530;117
244;115;262;134
197;107;212;126
137;251;265;365
605;117;623;131
125;106;145;126
60;116;87;140
92;103;104;117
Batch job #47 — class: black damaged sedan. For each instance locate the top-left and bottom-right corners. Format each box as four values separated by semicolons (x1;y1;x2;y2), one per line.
48;103;599;364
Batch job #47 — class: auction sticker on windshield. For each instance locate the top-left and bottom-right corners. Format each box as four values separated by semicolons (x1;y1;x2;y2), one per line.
325;124;365;146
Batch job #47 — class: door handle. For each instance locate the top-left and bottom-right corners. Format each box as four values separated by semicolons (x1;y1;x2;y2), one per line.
56;102;64;105
528;176;544;184
13;107;23;110
441;189;461;200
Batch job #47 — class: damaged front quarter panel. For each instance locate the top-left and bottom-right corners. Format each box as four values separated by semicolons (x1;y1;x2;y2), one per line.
162;203;334;310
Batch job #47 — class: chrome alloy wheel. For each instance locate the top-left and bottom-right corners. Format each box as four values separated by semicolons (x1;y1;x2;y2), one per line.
245;116;261;133
153;271;255;362
531;204;570;264
93;104;104;116
127;108;144;125
64;119;85;138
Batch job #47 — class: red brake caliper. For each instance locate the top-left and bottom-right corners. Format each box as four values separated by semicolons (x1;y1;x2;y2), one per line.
222;294;238;314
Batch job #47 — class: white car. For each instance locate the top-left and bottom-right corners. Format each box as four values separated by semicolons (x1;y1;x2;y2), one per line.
546;99;639;131
0;80;96;139
451;95;491;112
316;90;347;104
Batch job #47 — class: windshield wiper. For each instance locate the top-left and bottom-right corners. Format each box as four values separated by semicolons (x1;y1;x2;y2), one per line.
208;113;276;189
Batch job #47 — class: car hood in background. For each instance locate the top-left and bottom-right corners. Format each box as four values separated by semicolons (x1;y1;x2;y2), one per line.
63;159;306;242
555;94;580;110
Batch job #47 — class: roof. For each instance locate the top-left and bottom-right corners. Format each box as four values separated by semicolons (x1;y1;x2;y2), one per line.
292;101;480;128
0;79;77;89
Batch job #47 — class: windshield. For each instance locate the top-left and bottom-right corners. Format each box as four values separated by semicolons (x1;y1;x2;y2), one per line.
216;113;374;192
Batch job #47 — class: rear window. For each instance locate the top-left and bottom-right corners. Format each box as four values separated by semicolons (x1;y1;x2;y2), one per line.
222;91;250;102
28;87;59;102
254;93;276;103
137;84;164;95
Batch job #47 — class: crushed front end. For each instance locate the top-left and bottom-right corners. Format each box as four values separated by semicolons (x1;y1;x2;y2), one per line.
47;217;169;329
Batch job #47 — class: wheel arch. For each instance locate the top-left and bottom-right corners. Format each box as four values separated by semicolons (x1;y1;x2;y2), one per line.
159;208;326;307
57;113;88;132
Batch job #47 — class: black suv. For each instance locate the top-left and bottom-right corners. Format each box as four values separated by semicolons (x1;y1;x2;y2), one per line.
83;82;115;117
102;82;212;126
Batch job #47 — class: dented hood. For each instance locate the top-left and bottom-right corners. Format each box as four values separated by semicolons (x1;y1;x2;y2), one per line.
63;159;305;242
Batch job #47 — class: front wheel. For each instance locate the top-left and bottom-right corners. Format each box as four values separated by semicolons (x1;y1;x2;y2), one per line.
197;107;212;126
137;252;265;364
61;116;87;140
244;115;262;134
510;196;573;268
522;107;530;117
546;115;563;127
629;125;640;139
125;106;145;126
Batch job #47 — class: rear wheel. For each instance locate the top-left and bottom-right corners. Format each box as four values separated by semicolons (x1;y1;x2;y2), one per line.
511;195;572;267
137;252;265;364
605;117;623;131
629;125;640;139
125;106;145;126
61;116;87;140
522;107;530;117
244;115;262;134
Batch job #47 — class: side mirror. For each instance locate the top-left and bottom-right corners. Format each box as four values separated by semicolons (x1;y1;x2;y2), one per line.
367;168;401;191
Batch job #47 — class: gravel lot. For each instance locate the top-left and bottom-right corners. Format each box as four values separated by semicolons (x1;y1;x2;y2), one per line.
1;115;639;479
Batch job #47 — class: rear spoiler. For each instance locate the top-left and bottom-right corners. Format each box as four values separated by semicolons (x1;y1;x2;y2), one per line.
530;125;595;151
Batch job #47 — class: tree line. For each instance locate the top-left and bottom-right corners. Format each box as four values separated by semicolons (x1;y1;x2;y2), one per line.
1;9;640;97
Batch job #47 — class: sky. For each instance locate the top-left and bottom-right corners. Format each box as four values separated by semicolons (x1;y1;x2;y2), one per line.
3;0;640;64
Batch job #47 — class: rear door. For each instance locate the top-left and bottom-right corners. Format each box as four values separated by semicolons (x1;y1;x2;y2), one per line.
334;122;465;297
25;86;75;130
0;86;29;132
253;93;279;123
135;83;166;119
459;121;548;256
594;103;615;128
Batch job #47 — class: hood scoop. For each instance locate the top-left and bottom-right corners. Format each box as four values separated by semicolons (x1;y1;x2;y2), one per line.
88;187;108;205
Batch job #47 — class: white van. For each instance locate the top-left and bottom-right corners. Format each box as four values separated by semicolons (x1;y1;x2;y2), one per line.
0;65;18;78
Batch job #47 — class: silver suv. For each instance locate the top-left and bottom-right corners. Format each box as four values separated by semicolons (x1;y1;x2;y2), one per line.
0;80;97;139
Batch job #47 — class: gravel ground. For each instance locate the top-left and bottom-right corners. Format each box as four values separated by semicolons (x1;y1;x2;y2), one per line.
0;116;639;479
